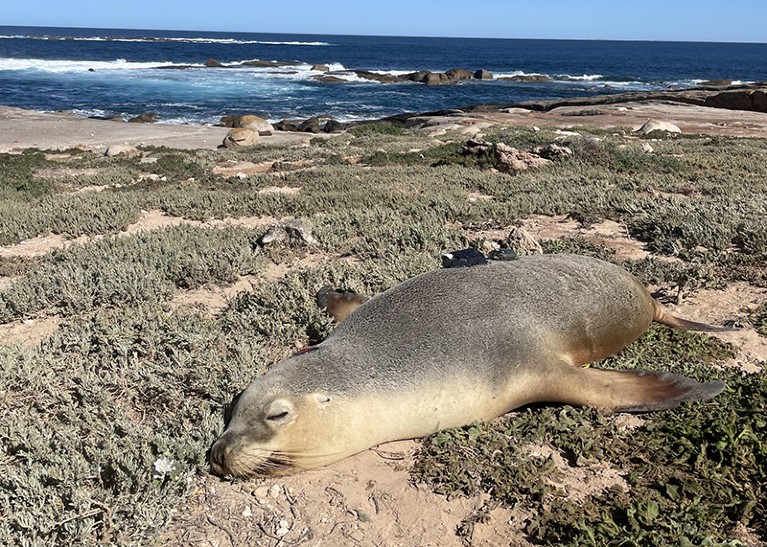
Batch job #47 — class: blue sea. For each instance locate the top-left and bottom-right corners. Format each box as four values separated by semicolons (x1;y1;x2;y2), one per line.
1;26;766;124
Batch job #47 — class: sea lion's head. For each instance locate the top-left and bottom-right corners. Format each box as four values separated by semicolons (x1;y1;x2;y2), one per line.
209;350;362;478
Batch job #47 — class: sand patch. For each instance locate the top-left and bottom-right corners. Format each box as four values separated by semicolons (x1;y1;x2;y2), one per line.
0;234;93;259
34;167;104;179
161;440;524;547
467;191;495;202
0;276;17;291
0;211;278;259
257;186;301;195
122;210;277;234
667;282;767;372
525;443;628;502
212;160;275;177
170;276;259;315
0;316;62;348
466;214;651;261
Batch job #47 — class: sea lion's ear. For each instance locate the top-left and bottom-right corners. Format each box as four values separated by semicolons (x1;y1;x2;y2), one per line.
312;393;332;405
316;285;367;323
265;399;295;427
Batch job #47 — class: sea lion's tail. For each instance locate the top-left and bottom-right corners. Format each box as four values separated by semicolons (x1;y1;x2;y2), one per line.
652;301;734;332
543;366;726;413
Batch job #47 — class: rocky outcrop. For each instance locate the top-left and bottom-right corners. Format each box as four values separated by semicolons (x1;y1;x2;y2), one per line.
311;64;330;72
205;58;225;68
531;143;573;159
314;75;346;84
222;128;259;148
444;68;474;80
259;218;318;247
313;67;497;86
495;84;767;114
500;74;551;82
462;139;551;173
474;69;493;80
275;116;346;133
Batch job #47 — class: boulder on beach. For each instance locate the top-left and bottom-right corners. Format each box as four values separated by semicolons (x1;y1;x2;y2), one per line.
128;112;157;123
637;119;682;134
222;128;259;148
233;115;274;136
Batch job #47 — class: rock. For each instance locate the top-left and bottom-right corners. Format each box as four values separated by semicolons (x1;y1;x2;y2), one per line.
298;117;323;133
507;227;543;255
463;139;551;173
423;72;445;85
642;142;654;153
222;128;259;148
205;58;224;68
313;75;346;84
559;108;606;117
753;90;767;112
531;143;573;160
502;74;551;82
259;218;317;247
324;119;346;133
444;68;474;80
353;70;401;84
104;145;141;157
274;120;301;132
637;119;681;134
220;115;237;127
311;64;330;72
233;115;274;136
128;112;157;123
705;90;758;111
403;70;430;83
494;143;550;173
474;69;493;80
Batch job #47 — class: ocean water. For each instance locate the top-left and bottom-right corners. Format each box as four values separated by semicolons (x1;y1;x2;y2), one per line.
1;25;766;125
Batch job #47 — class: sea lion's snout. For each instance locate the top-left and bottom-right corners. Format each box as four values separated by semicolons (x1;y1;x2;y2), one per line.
209;432;291;478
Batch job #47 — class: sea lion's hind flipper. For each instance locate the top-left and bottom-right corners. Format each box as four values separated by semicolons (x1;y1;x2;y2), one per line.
653;303;736;333
544;367;725;413
316;285;368;323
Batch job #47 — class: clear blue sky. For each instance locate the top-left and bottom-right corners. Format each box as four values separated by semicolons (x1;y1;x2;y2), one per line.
2;0;766;43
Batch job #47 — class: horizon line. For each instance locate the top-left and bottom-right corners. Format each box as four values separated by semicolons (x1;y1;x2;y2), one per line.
1;23;766;46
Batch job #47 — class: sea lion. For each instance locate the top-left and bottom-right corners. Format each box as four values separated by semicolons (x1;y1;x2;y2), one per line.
210;254;728;478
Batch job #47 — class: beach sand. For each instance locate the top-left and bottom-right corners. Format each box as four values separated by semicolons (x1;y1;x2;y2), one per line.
2;99;767;154
0;106;320;152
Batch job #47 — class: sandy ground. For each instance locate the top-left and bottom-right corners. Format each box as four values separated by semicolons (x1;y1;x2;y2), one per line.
2;102;766;546
2;101;767;154
0;106;319;152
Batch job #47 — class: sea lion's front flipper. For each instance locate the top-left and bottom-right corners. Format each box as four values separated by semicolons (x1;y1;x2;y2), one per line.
542;367;725;413
316;285;368;323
